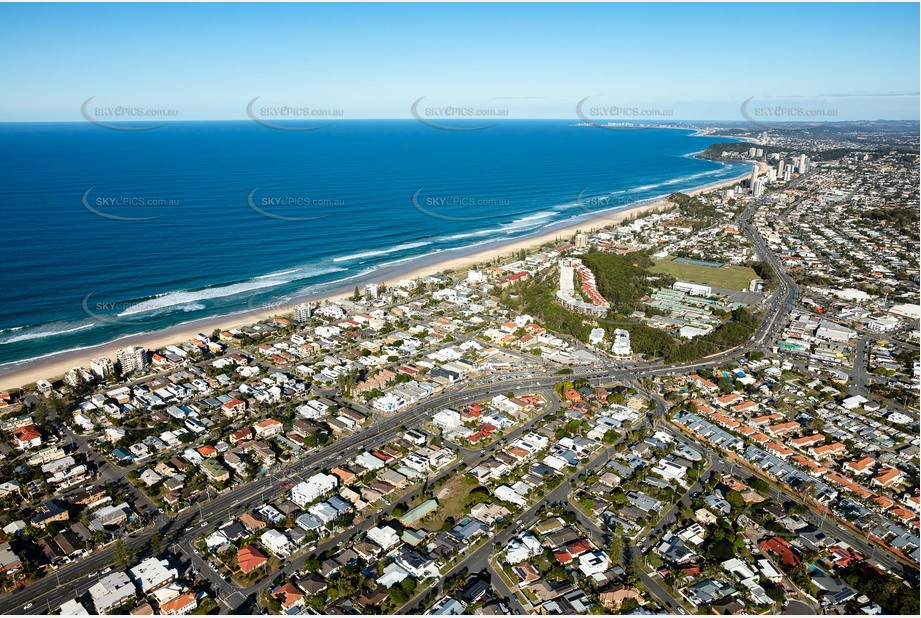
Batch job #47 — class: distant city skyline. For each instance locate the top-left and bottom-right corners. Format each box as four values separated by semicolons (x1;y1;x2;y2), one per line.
1;2;919;122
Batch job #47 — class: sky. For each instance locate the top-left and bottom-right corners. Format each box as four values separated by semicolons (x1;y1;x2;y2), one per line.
0;1;918;122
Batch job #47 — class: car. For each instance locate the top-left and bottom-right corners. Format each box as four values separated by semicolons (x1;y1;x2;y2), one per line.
88;571;98;579
101;567;112;575
23;603;33;610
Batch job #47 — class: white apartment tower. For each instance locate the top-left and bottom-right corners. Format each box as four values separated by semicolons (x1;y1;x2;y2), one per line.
292;303;313;323
365;283;380;300
117;346;147;374
90;356;114;380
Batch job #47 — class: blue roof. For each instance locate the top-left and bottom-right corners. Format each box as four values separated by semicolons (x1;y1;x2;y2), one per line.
112;447;134;461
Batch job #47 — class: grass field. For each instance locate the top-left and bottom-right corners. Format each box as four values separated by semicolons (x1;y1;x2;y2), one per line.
421;475;479;532
650;256;758;291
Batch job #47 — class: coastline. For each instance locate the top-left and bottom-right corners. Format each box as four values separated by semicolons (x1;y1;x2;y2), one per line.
0;165;757;393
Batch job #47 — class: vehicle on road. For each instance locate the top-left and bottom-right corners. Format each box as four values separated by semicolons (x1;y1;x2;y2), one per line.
101;567;112;575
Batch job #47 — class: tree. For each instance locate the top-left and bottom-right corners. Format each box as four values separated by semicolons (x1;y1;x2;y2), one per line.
387;586;408;605
113;538;133;570
607;535;625;568
150;530;163;555
725;489;746;512
749;477;770;495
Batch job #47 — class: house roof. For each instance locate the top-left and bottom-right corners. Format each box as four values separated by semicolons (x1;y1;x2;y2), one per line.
236;544;268;573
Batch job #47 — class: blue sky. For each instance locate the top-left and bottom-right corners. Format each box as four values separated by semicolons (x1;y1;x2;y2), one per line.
1;2;918;121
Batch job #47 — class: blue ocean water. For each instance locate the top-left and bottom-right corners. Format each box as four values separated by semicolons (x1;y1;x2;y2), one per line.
0;121;746;368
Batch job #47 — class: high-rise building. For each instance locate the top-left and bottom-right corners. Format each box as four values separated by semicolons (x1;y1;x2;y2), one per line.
748;147;756;157
797;154;807;173
750;164;758;185
292;303;313;323
559;260;575;294
365;283;380;300
752;178;765;198
117;346;147;374
574;233;588;249
777;159;784;176
90;357;114;380
783;166;792;182
755;148;763;158
767;169;777;182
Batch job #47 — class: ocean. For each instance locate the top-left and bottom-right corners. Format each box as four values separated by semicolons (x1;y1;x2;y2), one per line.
0;121;746;369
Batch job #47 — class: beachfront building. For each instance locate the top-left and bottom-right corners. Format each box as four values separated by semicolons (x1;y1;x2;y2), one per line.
90;356;114;380
293;303;313;323
116;346;148;374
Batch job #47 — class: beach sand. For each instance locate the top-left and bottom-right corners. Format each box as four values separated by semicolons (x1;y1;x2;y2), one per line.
0;167;757;392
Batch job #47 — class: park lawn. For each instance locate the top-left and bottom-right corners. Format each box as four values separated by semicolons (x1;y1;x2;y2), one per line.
650;256;758;291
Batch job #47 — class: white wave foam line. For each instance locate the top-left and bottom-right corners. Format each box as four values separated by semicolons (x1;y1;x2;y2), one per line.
0;322;94;345
333;241;433;263
438;229;497;242
627;169;728;194
118;265;348;317
499;210;556;233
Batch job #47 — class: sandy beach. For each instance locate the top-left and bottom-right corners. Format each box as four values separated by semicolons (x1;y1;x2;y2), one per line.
0;165;757;393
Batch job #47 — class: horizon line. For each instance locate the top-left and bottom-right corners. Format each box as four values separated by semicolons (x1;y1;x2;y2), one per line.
2;118;919;124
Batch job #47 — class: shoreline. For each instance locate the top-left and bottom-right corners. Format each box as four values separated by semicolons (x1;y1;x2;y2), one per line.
0;163;757;393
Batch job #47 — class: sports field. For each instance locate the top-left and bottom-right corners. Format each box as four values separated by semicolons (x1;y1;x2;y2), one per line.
650;256;758;291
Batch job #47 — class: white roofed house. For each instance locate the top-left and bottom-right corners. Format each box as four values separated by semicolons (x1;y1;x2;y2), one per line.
367;525;401;551
504;533;542;564
260;528;292;557
88;572;136;613
128;557;178;594
290;473;338;508
432;408;462;431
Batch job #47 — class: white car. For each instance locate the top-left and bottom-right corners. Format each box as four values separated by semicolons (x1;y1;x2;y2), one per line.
23;603;33;610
